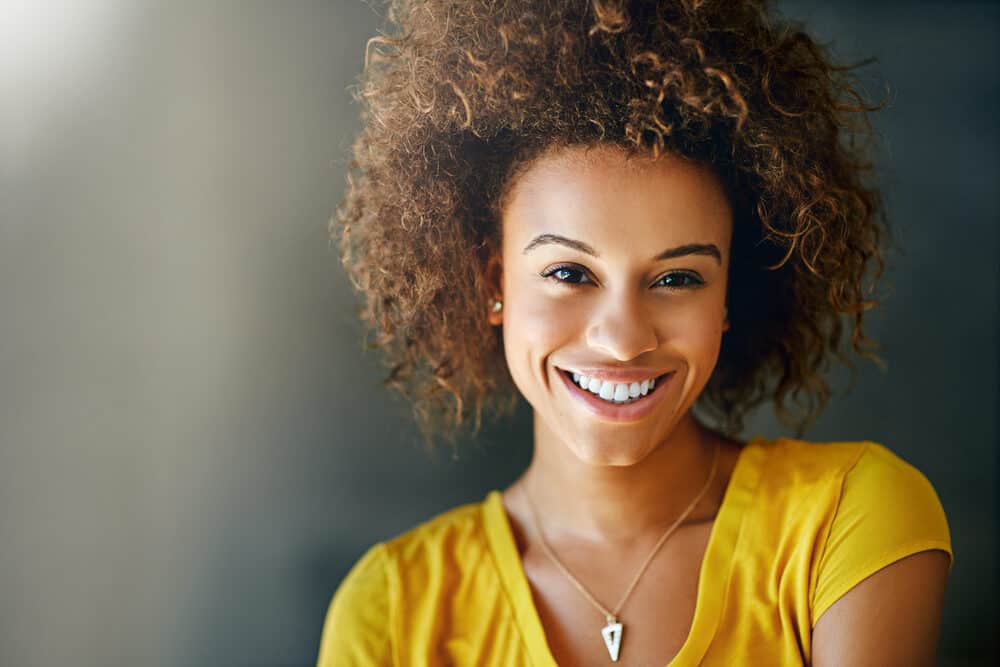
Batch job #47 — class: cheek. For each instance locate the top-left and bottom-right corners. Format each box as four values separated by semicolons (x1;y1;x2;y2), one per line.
660;302;725;364
501;284;586;388
505;290;584;357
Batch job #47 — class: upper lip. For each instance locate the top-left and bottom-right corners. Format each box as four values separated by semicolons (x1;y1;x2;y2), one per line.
557;365;673;383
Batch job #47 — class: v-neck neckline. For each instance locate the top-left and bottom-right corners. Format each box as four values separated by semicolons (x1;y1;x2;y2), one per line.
480;435;768;667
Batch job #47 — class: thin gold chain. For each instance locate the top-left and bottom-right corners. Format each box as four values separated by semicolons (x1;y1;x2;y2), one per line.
521;440;721;623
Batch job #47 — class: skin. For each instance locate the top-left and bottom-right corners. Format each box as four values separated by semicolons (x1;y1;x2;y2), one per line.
811;549;950;666
484;143;948;665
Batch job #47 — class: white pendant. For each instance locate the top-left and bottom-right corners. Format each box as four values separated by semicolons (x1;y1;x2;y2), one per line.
601;620;623;662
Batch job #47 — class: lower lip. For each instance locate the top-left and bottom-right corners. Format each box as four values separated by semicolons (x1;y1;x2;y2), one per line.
556;368;674;423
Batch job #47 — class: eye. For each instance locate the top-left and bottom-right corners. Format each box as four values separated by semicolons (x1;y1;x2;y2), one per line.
540;263;593;286
654;271;704;290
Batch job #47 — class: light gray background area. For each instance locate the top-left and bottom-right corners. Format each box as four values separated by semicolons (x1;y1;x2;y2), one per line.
1;1;995;665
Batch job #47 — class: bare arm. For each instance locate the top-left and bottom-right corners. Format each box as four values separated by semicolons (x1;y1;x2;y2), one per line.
812;549;951;667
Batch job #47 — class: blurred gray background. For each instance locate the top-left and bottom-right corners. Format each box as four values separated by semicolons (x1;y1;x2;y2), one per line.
0;1;995;665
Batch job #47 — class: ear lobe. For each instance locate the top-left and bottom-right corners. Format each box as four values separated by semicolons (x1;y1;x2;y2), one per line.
488;302;503;326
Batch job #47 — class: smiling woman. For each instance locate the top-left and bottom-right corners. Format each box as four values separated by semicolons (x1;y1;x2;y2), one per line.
318;1;952;665
490;146;733;466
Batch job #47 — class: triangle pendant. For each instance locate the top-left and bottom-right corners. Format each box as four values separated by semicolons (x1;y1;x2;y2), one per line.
601;620;623;662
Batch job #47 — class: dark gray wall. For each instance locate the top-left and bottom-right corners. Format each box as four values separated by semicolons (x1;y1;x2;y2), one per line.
0;1;995;665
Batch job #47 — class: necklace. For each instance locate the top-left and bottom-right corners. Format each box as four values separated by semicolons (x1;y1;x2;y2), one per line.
520;440;721;662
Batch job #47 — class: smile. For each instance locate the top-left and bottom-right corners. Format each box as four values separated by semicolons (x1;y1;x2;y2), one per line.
567;371;660;404
556;367;674;423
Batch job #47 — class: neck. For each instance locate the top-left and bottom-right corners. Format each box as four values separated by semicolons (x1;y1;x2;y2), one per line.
519;412;722;544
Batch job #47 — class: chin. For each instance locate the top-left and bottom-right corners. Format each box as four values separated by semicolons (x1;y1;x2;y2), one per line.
566;433;659;467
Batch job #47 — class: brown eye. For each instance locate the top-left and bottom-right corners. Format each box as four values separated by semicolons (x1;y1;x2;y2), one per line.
655;272;704;290
541;264;593;285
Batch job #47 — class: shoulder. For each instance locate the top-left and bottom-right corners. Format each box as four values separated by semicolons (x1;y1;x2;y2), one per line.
742;436;952;626
739;437;877;525
317;539;392;666
316;497;490;666
751;437;949;517
825;440;952;543
382;496;489;566
333;495;489;600
814;441;952;609
751;436;871;484
753;438;953;623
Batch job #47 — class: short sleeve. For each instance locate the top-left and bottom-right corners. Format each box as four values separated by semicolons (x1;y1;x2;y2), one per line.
316;542;394;667
810;442;953;624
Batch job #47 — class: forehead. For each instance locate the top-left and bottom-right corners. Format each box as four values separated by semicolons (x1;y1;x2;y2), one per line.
501;144;732;255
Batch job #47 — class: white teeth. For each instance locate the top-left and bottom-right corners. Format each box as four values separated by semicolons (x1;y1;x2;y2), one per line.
568;370;662;404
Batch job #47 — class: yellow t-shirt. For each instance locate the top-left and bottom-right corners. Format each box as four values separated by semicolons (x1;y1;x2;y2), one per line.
317;437;953;666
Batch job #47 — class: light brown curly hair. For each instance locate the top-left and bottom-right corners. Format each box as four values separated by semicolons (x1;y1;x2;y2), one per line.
333;0;889;448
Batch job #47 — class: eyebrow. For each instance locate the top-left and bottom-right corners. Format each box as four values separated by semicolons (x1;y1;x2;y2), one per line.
522;233;722;265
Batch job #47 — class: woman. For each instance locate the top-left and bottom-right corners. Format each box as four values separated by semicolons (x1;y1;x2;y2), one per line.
318;1;953;664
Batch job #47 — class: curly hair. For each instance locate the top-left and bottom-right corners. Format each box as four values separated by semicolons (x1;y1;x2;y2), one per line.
333;0;889;448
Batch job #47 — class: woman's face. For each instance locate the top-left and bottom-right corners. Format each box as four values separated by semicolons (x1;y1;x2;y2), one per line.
490;143;732;466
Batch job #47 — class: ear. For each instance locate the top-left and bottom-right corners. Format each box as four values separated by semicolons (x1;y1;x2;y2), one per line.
485;251;503;326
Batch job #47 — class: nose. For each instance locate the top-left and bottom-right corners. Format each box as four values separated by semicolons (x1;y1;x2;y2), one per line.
584;291;659;361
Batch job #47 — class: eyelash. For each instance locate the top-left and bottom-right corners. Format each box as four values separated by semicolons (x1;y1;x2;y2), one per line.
540;263;705;290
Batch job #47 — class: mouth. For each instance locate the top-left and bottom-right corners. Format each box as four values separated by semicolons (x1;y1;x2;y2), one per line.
555;367;675;423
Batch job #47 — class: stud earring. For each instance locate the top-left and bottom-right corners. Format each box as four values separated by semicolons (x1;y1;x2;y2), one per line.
492;300;503;313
